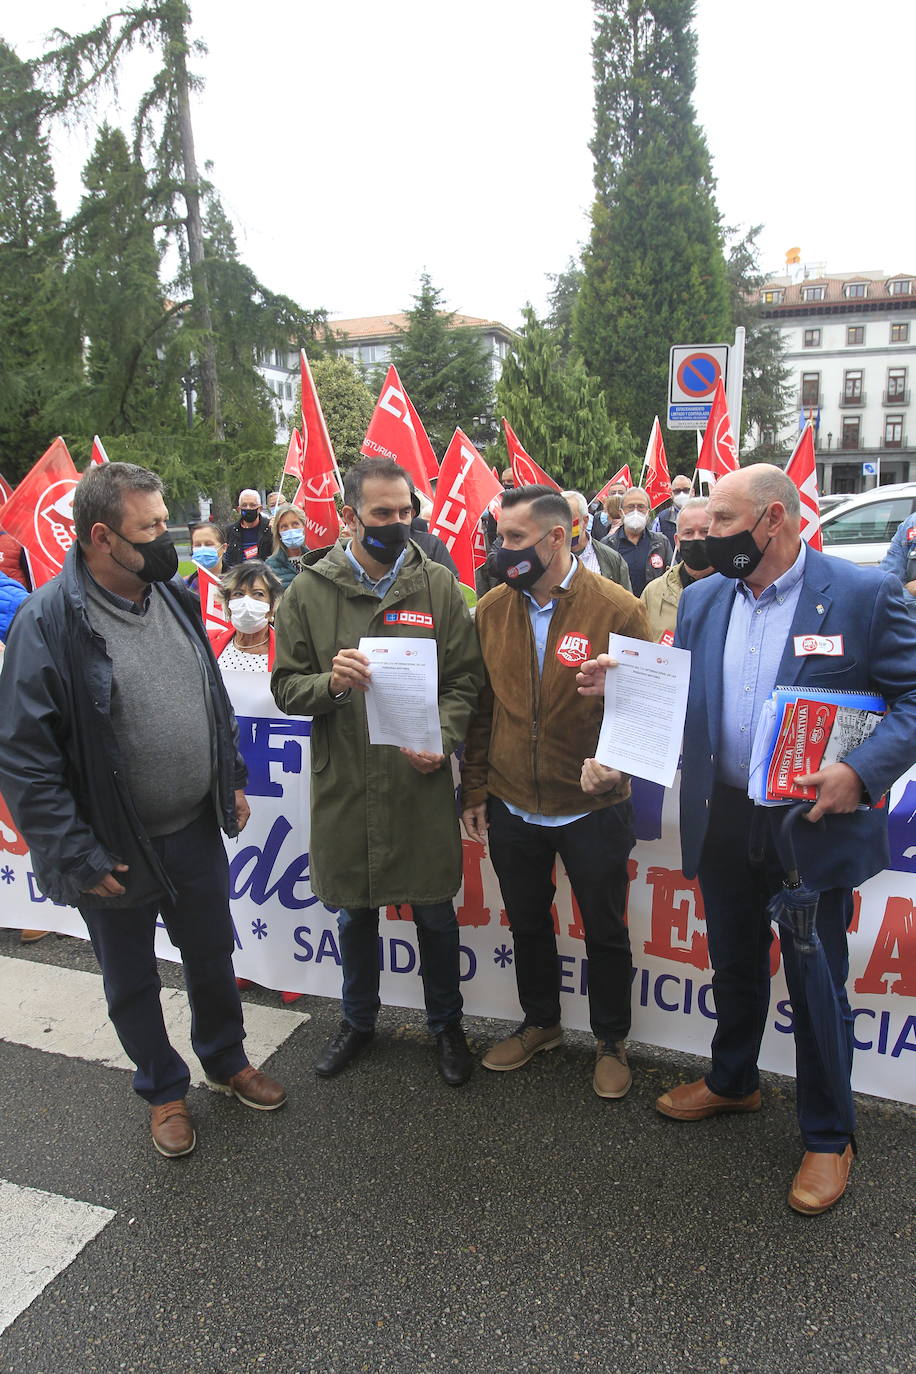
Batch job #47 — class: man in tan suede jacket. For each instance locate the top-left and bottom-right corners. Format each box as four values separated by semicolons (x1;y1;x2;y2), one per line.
461;485;650;1099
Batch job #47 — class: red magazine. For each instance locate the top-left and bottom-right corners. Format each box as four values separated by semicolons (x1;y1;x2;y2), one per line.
760;688;885;803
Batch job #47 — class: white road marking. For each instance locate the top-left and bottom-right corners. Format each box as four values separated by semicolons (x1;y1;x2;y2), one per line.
0;955;309;1081
0;1180;114;1334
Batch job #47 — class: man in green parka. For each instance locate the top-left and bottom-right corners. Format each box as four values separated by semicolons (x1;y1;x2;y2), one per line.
272;459;484;1085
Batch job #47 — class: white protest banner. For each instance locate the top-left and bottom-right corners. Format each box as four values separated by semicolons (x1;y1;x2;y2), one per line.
1;673;914;1104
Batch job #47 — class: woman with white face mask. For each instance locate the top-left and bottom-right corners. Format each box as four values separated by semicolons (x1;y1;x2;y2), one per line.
207;560;283;674
265;503;311;589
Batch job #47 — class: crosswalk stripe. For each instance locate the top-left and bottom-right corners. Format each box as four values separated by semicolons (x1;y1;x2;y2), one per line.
0;955;309;1081
0;1180;115;1334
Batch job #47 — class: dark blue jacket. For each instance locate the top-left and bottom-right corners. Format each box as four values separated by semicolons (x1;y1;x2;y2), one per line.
0;545;247;909
676;548;916;889
0;570;29;643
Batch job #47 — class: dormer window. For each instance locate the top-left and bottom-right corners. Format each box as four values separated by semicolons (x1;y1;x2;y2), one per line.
802;285;826;301
761;289;784;304
844;282;867;298
888;278;912;296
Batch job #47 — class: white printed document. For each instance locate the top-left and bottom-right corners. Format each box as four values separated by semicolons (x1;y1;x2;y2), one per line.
358;636;443;755
594;633;691;788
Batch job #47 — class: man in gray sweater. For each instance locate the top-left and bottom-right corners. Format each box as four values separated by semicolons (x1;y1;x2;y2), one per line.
0;463;286;1159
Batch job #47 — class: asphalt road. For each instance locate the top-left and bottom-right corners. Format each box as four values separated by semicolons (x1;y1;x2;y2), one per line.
1;928;914;1374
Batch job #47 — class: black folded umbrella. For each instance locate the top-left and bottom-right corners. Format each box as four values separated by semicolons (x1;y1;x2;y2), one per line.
766;803;855;1138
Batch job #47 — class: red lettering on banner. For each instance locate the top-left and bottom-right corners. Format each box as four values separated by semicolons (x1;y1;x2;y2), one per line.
385;903;412;922
642;866;709;970
456;839;490;927
849;888;861;934
854;896;916;996
0;792;27;856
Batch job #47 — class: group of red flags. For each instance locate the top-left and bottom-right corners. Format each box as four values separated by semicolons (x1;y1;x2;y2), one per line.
0;370;823;599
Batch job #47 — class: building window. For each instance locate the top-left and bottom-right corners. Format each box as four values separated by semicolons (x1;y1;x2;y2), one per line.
843;369;863;403
801;373;820;407
885;415;904;448
801;285;826;301
761;289;784;304
841;417;861;449
886;367;907;404
890;323;910;343
844;282;867;299
803;328;821;348
888;279;912;296
846;326;865;345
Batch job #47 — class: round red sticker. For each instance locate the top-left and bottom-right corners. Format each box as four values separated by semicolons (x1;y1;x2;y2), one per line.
802;636;818;652
649;552;664;569
555;632;591;667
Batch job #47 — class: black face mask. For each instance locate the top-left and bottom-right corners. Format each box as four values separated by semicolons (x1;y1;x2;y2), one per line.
705;509;770;579
239;508;260;524
357;518;410;565
110;529;179;583
488;532;554;592
677;538;711;572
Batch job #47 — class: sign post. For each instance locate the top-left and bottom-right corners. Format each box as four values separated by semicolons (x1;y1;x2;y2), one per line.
667;344;729;430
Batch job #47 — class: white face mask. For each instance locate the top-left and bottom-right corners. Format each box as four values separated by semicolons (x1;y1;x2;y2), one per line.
672;491;691;510
228;595;270;634
623;510;648;533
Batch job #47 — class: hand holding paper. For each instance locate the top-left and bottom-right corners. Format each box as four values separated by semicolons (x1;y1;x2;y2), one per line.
594;634;691;788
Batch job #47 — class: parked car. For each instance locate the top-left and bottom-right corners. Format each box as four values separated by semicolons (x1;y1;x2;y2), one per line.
818;482;916;565
817;494;847;515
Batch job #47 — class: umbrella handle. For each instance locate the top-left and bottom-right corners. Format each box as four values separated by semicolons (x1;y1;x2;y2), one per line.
776;802;815;887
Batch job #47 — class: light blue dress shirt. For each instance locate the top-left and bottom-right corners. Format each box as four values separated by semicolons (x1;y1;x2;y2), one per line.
344;541;407;599
718;541;807;788
505;556;589;827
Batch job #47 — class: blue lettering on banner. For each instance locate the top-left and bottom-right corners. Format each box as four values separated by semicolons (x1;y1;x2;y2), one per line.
291;925;477;983
27;873;68;907
558;954;576;994
315;928;341;965
774;999;794;1034
229;817;321;911
852;1008;916;1057
631;965;717;1019
235;716;311;798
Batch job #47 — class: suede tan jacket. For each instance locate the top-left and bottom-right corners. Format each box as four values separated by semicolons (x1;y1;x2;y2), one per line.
461;561;651;816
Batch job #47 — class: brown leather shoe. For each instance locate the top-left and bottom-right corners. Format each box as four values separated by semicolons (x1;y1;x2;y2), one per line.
150;1099;196;1158
788;1144;854;1215
482;1023;563;1071
656;1077;762;1120
206;1064;287;1110
20;929;51;943
593;1040;632;1098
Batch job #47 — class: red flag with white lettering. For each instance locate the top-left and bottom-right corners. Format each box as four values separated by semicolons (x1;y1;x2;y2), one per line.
429;429;503;593
593;466;632;502
502;419;561;491
283;427;304;479
197;563;233;633
0;437;80;576
295;351;342;550
90;435;110;466
784;423;822;551
361;365;434;499
695;379;739;489
640;418;672;508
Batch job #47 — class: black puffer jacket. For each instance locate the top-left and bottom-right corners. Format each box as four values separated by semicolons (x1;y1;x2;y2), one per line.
0;545;247;909
224;514;272;568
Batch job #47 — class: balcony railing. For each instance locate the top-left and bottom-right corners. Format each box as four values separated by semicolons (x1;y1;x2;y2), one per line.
883;389;910;406
838;391;865;407
884;434;907;449
798;392;823;409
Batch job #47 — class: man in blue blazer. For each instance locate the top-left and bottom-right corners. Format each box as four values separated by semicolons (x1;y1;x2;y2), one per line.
578;465;916;1214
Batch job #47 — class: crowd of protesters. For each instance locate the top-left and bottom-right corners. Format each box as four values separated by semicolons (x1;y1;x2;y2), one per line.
1;456;915;1220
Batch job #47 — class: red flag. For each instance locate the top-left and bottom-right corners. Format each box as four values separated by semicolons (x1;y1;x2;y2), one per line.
90;435;110;466
502;418;561;491
695;379;739;488
593;466;632;502
785;424;822;551
361;365;435;499
0;472;12;505
0;438;80;576
429;429;503;592
640;417;672;508
403;387;438;486
296;350;342;550
197;563;233;633
283;427;304;479
22;547;60;588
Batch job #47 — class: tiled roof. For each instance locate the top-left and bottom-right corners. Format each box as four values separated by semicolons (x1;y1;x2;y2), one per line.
761;272;915;307
328;312;506;339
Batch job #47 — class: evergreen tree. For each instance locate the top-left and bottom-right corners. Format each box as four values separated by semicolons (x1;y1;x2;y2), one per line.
726;225;792;458
497;307;638;491
574;0;730;464
388;274;493;453
544;259;583;362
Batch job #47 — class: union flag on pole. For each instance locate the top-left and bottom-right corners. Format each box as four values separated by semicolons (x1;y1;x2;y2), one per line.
502;418;561;491
283;426;304;479
695;379;739;490
429;429;503;594
785;423;822;551
640;418;672;508
594;465;632;503
295;350;342;550
361;365;436;499
90;435;110;466
196;563;233;633
0;437;80;578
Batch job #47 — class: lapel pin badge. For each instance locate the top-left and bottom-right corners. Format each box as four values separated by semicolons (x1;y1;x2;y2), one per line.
816;604;825;614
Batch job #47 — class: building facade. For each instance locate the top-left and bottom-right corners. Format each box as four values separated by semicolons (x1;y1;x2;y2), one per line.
329;312;516;389
758;269;915;494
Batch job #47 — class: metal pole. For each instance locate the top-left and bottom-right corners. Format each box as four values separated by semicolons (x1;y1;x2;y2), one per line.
727;326;746;458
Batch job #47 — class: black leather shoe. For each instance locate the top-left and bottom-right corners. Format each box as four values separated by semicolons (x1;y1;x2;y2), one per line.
315;1020;374;1077
436;1023;473;1086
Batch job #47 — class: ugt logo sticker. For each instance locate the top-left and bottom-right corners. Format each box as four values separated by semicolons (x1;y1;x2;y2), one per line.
555;632;591;667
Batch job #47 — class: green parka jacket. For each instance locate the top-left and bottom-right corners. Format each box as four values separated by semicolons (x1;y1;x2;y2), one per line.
271;541;483;909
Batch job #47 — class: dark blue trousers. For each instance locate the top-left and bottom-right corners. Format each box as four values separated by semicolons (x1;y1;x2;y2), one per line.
80;810;247;1105
698;785;855;1152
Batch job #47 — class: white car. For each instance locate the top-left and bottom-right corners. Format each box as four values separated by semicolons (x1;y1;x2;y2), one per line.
818;482;916;566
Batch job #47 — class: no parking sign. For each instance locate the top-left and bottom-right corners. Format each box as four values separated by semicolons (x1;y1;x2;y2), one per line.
668;344;730;429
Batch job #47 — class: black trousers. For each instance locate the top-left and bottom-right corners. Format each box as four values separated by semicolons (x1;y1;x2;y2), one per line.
487;797;635;1041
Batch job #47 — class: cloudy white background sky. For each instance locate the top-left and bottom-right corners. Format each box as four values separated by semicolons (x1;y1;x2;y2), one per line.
6;0;915;329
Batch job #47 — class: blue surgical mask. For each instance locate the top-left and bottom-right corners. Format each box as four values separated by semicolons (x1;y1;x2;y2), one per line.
192;546;220;570
280;527;306;550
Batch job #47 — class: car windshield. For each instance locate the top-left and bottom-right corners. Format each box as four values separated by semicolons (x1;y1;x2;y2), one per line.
821;497;915;545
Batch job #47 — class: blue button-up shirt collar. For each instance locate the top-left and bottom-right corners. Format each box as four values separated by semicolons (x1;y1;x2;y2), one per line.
344;540;408;599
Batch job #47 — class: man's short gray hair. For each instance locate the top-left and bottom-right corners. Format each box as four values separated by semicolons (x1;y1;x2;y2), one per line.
748;466;801;519
73;462;164;546
562;490;589;519
676;496;709;529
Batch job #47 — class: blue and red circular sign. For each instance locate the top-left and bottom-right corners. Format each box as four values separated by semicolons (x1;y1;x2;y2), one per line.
676;352;721;399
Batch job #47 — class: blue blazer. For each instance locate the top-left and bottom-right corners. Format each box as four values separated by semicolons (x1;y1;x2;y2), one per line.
676;548;916;889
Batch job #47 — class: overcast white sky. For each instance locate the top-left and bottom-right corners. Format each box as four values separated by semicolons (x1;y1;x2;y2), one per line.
6;0;915;330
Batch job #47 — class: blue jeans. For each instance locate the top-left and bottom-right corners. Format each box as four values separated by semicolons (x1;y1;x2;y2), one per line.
338;902;463;1035
698;785;855;1152
80;811;247;1105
